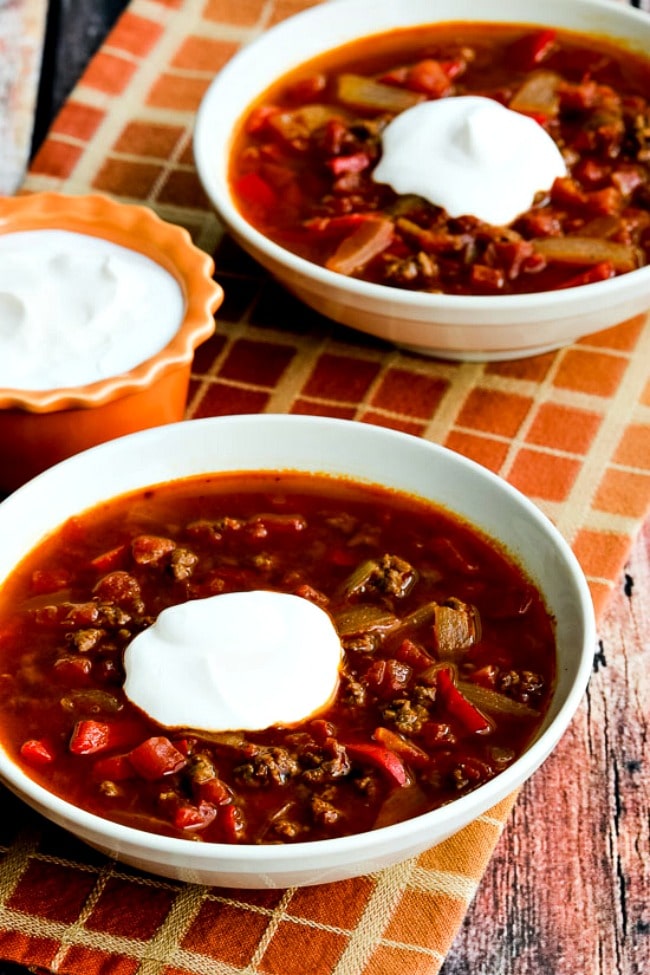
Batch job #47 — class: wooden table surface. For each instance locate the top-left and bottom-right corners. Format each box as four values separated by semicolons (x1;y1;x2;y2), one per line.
441;518;650;975
0;2;648;973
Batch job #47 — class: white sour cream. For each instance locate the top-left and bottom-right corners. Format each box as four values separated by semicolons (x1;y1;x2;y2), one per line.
0;229;185;390
123;591;343;732
372;95;567;226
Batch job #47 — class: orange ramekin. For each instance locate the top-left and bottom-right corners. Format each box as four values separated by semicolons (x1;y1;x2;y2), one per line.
0;193;224;493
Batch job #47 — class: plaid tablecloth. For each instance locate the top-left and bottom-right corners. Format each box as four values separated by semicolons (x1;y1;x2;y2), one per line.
0;1;648;972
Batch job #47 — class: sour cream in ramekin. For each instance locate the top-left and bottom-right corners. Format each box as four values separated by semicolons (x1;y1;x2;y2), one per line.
0;229;185;390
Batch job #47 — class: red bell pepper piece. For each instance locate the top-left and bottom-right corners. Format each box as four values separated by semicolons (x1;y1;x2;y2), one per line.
127;736;188;780
69;720;115;755
344;741;410;787
172;800;218;832
69;719;143;755
508;29;557;70
20;738;56;766
373;726;430;769
219;803;246;842
436;667;492;735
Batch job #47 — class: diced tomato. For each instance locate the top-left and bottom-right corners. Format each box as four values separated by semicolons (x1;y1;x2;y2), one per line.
585;187;622;216
551;177;588;208
379;66;408;86
245;104;280;135
127;736;188;780
93;571;142;608
234;172;278;210
344;741;410;787
53;655;93;684
197;777;231;805
92;753;135;781
286;72;327;102
467;664;499;689
492;240;535;281
395;638;435;672
364;658;412;698
405;59;453;97
435;667;492;735
557;260;615;289
89;544;128;572
469;264;506;291
421;721;456;748
20;738;56;766
30;568;72;595
131;535;176;565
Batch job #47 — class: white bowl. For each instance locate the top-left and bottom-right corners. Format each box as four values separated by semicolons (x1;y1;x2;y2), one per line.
0;415;594;887
193;0;650;361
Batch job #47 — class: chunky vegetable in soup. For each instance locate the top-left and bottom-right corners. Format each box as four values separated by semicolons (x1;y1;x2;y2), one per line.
0;473;556;844
229;22;650;295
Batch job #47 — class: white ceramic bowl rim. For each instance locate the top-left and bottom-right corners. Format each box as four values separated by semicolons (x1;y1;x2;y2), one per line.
194;0;650;319
0;415;596;874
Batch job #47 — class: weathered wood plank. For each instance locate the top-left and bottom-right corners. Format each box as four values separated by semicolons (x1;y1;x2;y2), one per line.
441;521;650;975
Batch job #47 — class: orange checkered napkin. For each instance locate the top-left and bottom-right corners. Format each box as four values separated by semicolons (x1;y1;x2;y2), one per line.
1;1;648;973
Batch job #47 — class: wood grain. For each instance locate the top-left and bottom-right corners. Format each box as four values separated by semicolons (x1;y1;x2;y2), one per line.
441;520;650;975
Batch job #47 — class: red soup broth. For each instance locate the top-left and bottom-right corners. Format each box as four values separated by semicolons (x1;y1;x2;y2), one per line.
229;21;650;296
0;472;556;844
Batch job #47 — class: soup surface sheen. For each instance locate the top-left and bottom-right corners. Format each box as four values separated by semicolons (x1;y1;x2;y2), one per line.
230;22;650;295
0;472;556;844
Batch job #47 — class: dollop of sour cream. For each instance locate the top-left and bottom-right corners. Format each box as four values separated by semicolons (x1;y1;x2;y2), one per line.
123;591;343;732
0;229;184;390
372;95;567;226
